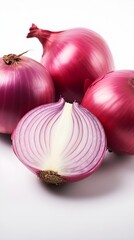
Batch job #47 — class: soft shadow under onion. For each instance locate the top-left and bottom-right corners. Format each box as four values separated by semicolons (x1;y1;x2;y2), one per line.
0;133;12;145
39;152;131;199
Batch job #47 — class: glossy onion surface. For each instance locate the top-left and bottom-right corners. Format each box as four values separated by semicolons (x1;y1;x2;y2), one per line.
27;24;114;103
0;54;55;133
82;70;134;154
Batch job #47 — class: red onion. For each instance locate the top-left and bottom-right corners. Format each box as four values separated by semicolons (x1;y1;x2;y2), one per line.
0;52;55;134
12;98;107;185
27;24;114;103
82;70;134;154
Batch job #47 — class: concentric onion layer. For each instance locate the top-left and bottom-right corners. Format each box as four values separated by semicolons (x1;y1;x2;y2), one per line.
12;98;107;183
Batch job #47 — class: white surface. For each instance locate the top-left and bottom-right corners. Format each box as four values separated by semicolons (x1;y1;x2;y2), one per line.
0;0;134;239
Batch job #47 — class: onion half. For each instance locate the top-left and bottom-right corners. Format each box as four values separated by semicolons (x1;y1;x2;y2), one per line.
12;98;107;185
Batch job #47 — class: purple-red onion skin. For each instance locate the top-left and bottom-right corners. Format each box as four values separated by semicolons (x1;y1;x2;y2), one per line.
82;70;134;154
27;24;114;103
0;56;55;134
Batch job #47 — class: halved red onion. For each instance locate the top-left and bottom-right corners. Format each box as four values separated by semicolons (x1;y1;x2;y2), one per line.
12;98;107;185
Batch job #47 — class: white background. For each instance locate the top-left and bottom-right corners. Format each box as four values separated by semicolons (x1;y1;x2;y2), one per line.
0;0;134;239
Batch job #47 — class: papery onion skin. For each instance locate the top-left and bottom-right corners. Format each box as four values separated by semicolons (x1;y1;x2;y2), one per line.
12;98;107;185
27;24;114;103
82;70;134;154
0;53;55;134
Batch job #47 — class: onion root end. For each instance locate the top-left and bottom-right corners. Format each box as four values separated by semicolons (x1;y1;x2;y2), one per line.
38;170;66;185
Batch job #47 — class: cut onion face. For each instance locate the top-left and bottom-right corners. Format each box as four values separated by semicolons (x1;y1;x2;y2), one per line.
12;98;107;185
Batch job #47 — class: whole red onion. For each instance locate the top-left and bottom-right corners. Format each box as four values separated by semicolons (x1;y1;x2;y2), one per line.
27;24;114;103
82;70;134;154
0;52;55;134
